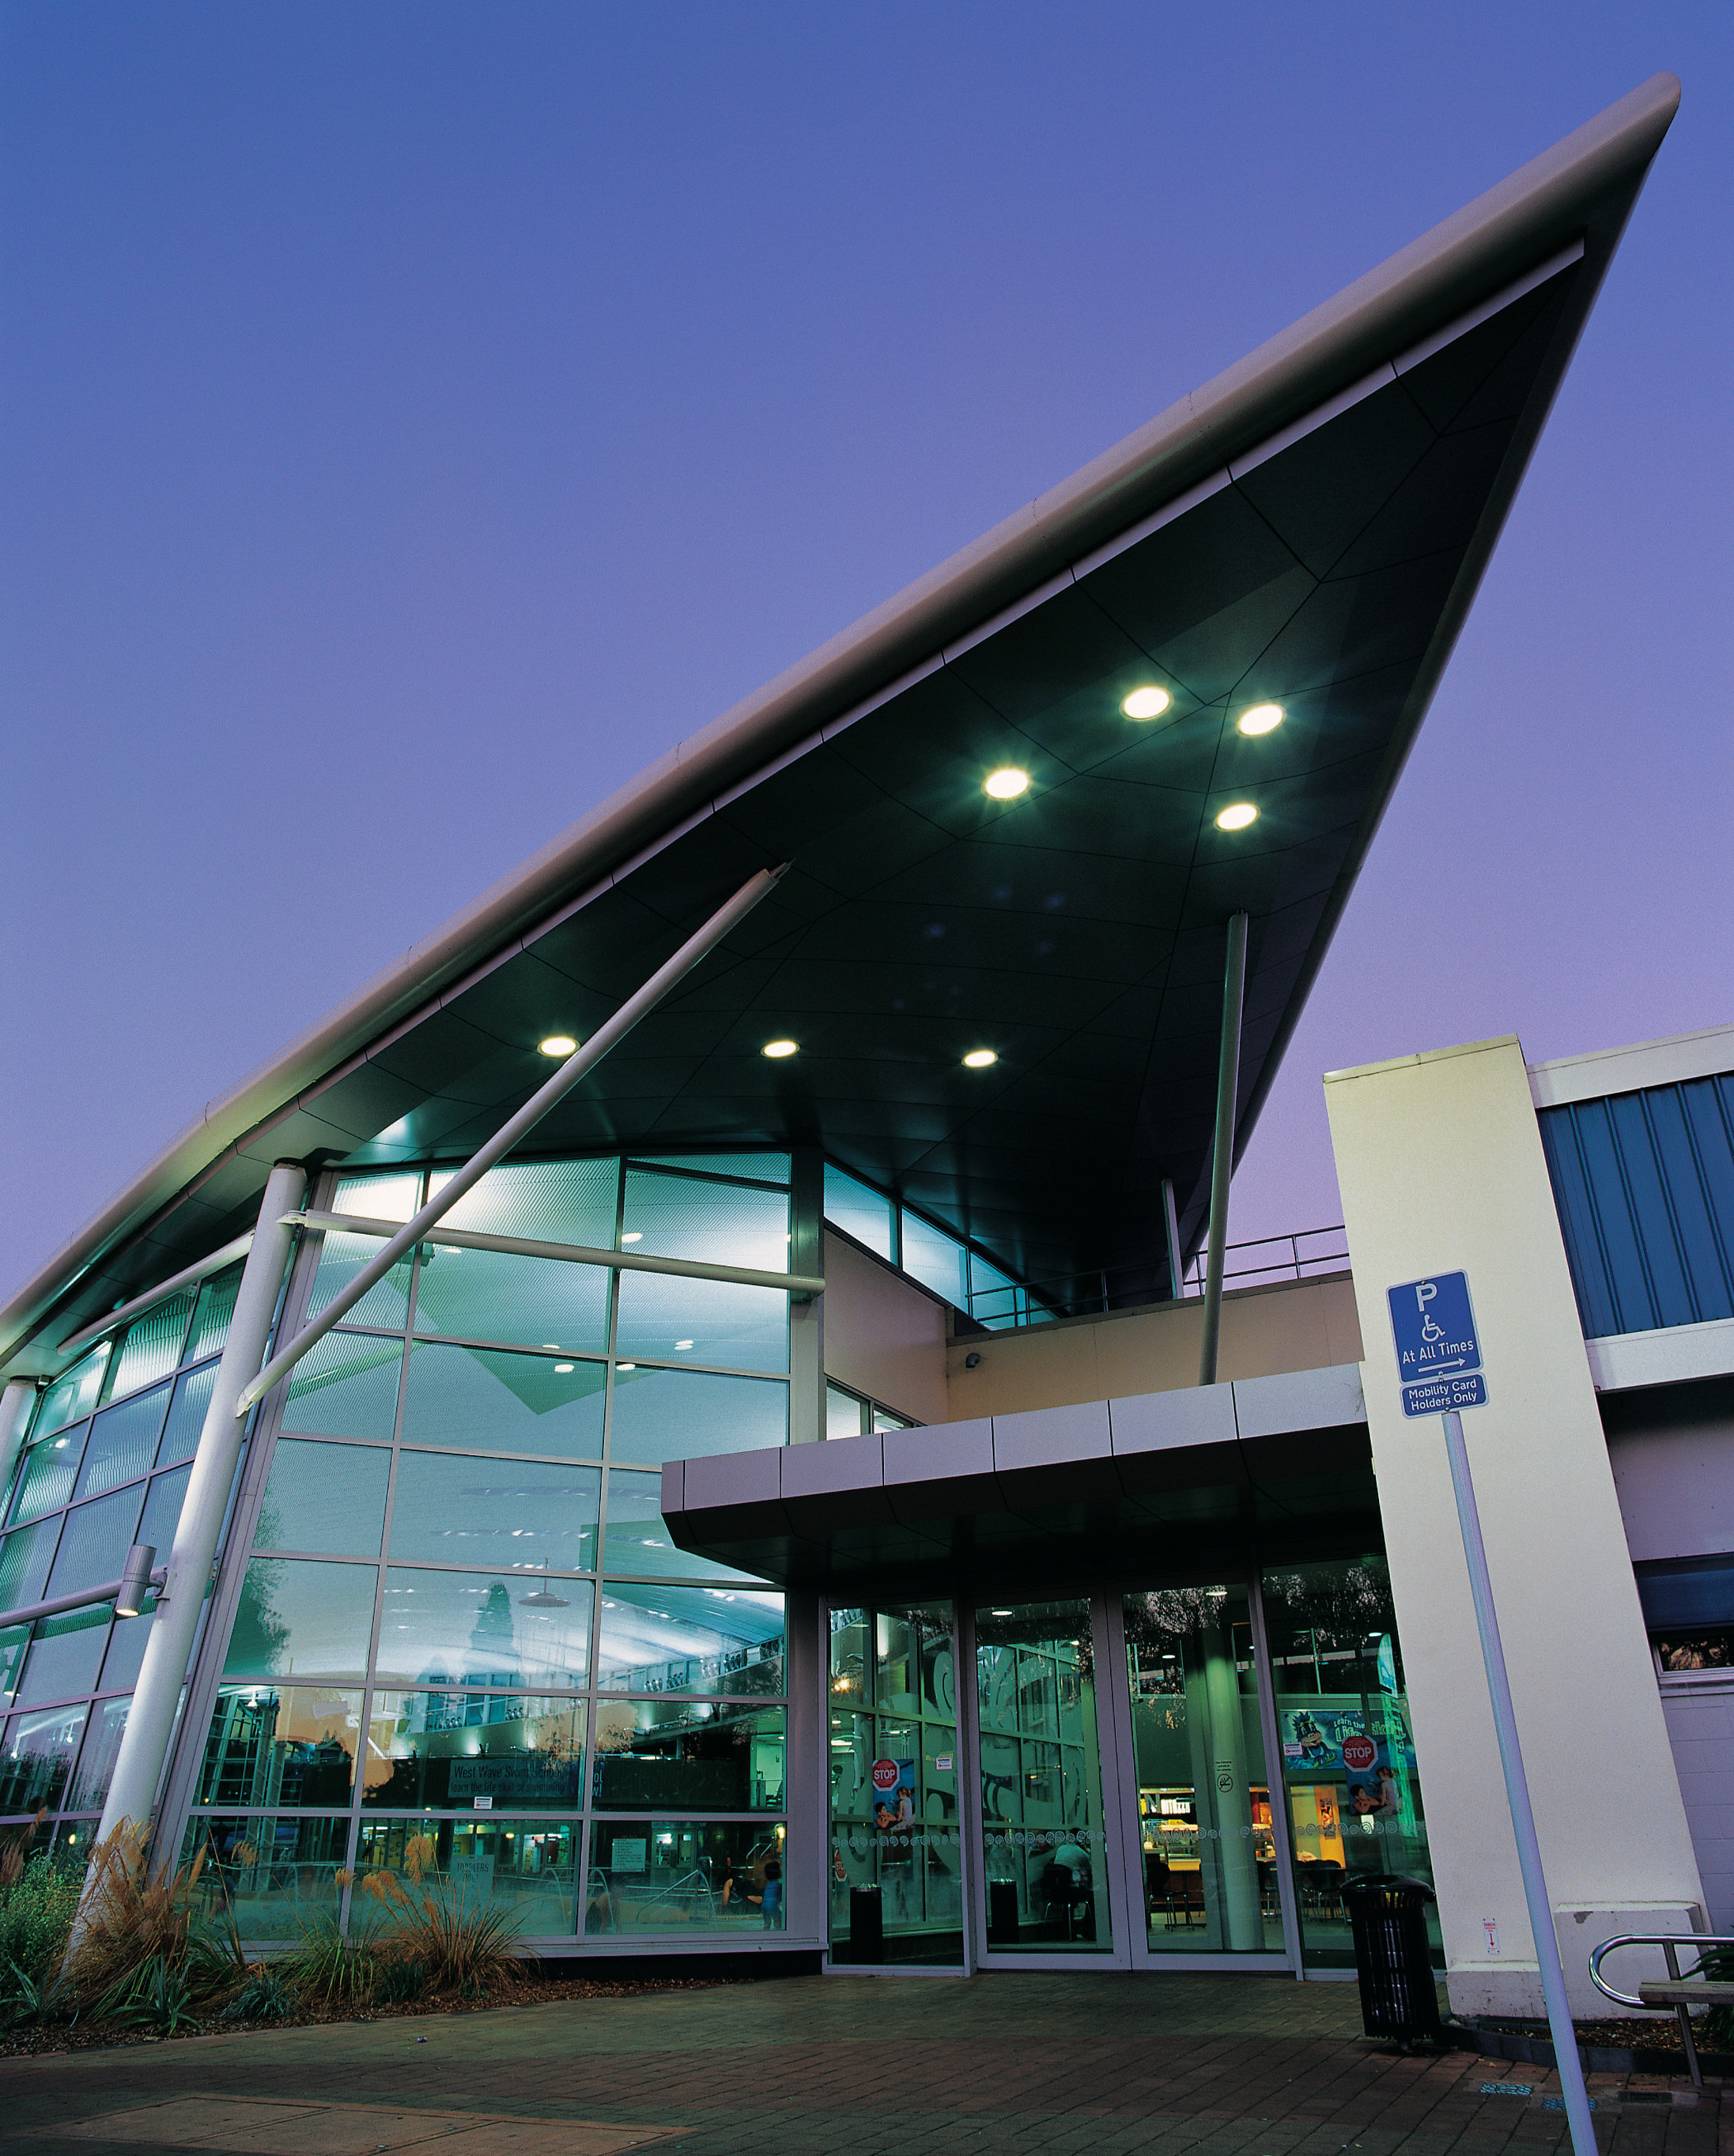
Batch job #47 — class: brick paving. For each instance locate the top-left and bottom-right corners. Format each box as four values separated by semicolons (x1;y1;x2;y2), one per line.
0;1972;1721;2156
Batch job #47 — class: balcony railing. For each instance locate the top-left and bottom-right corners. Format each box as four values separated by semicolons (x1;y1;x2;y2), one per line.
967;1225;1350;1332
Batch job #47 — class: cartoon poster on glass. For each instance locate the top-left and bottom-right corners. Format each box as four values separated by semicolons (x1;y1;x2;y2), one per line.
1280;1708;1419;1836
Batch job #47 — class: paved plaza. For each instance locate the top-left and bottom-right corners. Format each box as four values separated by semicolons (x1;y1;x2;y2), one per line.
0;1972;1720;2156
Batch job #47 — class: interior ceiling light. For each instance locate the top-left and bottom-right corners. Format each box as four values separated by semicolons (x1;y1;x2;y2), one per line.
1122;687;1172;720
983;767;1030;799
1237;702;1284;736
761;1038;799;1058
621;1231;642;1244
963;1049;998;1069
675;1339;695;1351
1215;802;1259;830
553;1362;575;1374
538;1035;578;1057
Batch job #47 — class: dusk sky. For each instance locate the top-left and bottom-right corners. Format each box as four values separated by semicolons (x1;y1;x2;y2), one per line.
2;5;1729;1295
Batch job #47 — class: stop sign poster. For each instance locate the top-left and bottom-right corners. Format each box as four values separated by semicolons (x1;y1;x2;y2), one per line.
870;1757;916;1830
1341;1733;1378;1773
1279;1709;1411;1822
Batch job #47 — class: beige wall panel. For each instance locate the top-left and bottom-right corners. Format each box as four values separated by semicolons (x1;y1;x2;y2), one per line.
821;1231;950;1426
1326;1036;1704;2016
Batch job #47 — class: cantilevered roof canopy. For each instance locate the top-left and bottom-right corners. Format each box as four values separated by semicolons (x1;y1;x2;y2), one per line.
0;76;1680;1373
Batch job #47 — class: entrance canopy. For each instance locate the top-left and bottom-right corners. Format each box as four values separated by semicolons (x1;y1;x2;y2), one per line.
0;77;1679;1374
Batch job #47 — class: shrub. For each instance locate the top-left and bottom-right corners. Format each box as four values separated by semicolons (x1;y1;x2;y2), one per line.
279;1914;379;2006
0;1958;81;2030
63;1824;202;2004
374;1956;426;2004
221;1966;299;2023
0;1849;80;1984
99;1955;200;2036
354;1841;522;1996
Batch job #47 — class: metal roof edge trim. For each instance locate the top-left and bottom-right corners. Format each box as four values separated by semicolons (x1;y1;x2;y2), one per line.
0;73;1680;1372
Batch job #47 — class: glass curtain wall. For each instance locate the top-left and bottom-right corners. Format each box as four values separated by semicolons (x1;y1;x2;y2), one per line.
1260;1556;1439;1967
1120;1585;1284;1953
179;1152;797;1945
0;1264;251;1861
828;1603;963;1964
975;1599;1113;1954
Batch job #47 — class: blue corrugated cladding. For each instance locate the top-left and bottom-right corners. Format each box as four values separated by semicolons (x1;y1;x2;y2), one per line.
1538;1074;1734;1339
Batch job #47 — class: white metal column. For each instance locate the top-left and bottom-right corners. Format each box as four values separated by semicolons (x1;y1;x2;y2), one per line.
0;1375;36;1513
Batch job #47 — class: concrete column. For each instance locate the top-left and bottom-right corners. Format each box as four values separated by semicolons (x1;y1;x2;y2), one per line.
85;1162;307;1864
1326;1037;1705;2016
788;1149;825;1445
0;1376;37;1513
1200;1620;1263;1949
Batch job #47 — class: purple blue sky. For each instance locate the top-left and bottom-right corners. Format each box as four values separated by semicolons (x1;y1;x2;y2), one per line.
2;5;1729;1296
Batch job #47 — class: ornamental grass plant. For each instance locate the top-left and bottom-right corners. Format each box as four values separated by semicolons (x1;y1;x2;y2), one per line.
353;1834;523;1996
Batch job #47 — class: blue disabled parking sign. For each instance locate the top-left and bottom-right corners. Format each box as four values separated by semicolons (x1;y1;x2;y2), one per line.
1387;1271;1487;1416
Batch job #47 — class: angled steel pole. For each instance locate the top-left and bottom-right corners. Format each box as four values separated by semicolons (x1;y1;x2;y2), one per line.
1198;912;1248;1385
236;863;787;1418
81;1159;307;1888
1161;1177;1185;1302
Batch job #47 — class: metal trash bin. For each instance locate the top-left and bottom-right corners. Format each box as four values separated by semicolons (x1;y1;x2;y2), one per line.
847;1884;883;1963
988;1880;1021;1945
1342;1874;1441;2046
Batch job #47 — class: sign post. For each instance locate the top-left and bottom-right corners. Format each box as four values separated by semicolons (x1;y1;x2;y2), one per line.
1387;1273;1594;2156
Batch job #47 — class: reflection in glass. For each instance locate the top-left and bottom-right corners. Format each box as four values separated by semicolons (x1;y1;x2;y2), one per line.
602;1469;754;1581
97;1594;159;1695
635;1154;790;1186
388;1452;598;1573
77;1384;173;1500
31;1348;110;1442
9;1425;89;1525
108;1292;196;1403
592;1700;784;1811
826;1385;866;1439
822;1166;895;1262
363;1692;586;1810
0;1518;60;1613
608;1367;786;1465
197;1684;363;1809
66;1695;130;1813
223;1558;379;1684
1122;1586;1282;1953
975;1599;1112;1954
181;1814;349;1940
586;1817;786;1935
900;1214;969;1309
374;1567;592;1691
357;1815;578;1935
157;1361;218;1468
619;1169;789;1270
614;1271;788;1375
429;1158;618;1247
595;1584;784;1695
827;1604;961;1966
0;1624;28;1712
45;1487;143;1599
400;1343;604;1458
16;1603;111;1708
186;1263;244;1367
1261;1557;1437;1969
412;1248;608;1357
281;1331;403;1443
0;1703;88;1812
254;1439;390;1557
303;1231;413;1331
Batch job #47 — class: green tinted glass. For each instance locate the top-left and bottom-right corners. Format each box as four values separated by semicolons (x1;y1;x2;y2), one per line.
362;1693;586;1811
156;1361;217;1467
635;1154;790;1186
76;1383;173;1500
8;1424;89;1524
358;1816;578;1934
224;1558;378;1684
16;1604;110;1708
593;1699;784;1811
0;1518;60;1612
602;1468;757;1582
388;1451;599;1573
595;1583;784;1695
196;1685;364;1809
0;1701;88;1812
281;1331;403;1443
411;1246;608;1355
108;1291;196;1402
619;1169;789;1269
255;1439;390;1558
429;1158;618;1245
66;1695;130;1813
186;1263;244;1366
182;1816;349;1941
400;1343;604;1458
375;1568;592;1691
586;1819;784;1935
32;1349;109;1439
46;1487;144;1599
608;1367;786;1465
823;1166;895;1261
304;1231;413;1331
614;1271;788;1374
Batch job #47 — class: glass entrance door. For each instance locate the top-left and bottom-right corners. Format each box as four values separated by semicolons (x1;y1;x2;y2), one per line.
972;1598;1116;1956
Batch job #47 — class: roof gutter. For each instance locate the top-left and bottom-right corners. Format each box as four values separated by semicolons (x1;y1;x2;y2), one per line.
0;73;1681;1374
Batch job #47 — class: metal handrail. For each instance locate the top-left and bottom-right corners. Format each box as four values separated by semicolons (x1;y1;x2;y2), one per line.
1589;1930;1734;2086
967;1224;1351;1331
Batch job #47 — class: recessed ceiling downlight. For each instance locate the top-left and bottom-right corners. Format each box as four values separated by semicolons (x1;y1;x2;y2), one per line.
984;767;1030;799
1237;702;1284;736
1215;802;1259;831
1122;686;1172;720
538;1035;578;1057
963;1049;998;1069
762;1038;799;1059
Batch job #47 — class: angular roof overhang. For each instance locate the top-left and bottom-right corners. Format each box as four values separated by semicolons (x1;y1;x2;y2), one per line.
0;76;1680;1375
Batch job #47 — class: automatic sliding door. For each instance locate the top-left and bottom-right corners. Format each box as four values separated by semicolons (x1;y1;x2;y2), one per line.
974;1598;1114;1956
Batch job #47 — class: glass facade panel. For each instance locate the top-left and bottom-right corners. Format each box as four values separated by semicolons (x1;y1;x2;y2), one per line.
1;1625;28;1712
592;1700;783;1811
375;1567;592;1691
33;1348;110;1441
822;1165;895;1261
66;1694;130;1814
619;1168;790;1271
400;1343;605;1458
16;1605;112;1708
305;1231;415;1331
602;1468;750;1580
186;1815;350;1940
596;1584;784;1695
45;1487;143;1599
828;1604;963;1965
335;1170;423;1223
197;1684;364;1809
76;1383;173;1500
224;1558;379;1685
254;1437;391;1557
358;1817;579;1933
137;1464;192;1559
901;1213;970;1308
1;1702;88;1813
412;1248;608;1356
431;1158;618;1245
108;1291;196;1402
9;1424;89;1524
608;1367;786;1464
186;1263;244;1367
1122;1586;1283;1953
1261;1557;1437;1969
827;1385;866;1439
363;1692;586;1810
585;1818;785;1935
281;1330;403;1442
96;1600;159;1694
636;1154;790;1186
976;1599;1112;1954
156;1361;218;1467
0;1517;60;1610
387;1452;599;1574
614;1270;788;1374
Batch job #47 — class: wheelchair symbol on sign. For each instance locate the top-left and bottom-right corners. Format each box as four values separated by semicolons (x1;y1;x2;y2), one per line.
1414;1280;1445;1343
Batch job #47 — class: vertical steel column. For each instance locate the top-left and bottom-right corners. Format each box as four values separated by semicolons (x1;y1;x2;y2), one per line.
787;1149;826;1447
0;1376;37;1512
1198;912;1248;1386
1161;1179;1185;1302
85;1161;307;1867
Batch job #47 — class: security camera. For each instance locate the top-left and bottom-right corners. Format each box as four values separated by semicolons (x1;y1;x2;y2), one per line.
963;1351;981;1370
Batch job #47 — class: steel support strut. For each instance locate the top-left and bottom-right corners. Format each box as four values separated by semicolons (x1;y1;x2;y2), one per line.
1198;912;1248;1386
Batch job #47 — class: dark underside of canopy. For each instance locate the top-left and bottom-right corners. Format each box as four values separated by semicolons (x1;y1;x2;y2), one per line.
52;248;1600;1334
